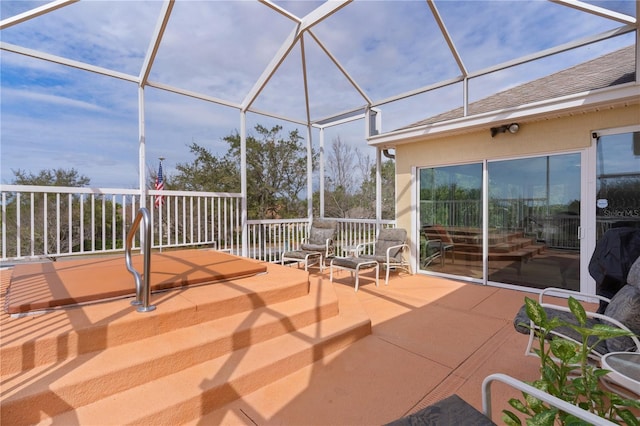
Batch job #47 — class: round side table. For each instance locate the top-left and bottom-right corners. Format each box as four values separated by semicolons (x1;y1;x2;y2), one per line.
600;352;640;397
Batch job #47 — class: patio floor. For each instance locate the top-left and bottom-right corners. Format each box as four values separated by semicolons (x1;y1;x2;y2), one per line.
1;258;545;425
194;268;542;425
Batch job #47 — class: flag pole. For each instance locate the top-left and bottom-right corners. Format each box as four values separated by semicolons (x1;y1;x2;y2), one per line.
156;157;165;252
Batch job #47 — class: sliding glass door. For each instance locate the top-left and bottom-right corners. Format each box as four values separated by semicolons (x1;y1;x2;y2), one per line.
487;154;581;290
418;153;582;290
418;163;483;280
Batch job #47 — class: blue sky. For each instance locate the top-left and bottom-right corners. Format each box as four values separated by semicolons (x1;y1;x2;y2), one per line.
0;0;636;188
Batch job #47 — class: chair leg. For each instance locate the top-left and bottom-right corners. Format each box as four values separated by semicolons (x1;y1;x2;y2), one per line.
385;265;390;286
354;270;359;292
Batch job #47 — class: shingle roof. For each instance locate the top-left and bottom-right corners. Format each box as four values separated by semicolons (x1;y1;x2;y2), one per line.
406;45;636;129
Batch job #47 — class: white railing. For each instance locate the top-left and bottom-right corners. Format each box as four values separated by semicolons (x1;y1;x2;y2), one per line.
0;185;242;261
151;189;242;253
1;185;395;263
245;218;396;262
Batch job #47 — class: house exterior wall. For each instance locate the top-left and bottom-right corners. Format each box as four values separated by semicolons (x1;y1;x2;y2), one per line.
394;104;640;243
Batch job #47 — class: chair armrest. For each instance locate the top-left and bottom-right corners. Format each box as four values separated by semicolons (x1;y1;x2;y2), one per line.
386;243;409;261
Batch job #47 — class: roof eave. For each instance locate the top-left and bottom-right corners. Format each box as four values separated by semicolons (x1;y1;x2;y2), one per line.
368;82;640;148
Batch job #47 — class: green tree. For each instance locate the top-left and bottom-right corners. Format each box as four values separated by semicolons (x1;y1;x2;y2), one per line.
12;168;91;187
173;125;312;219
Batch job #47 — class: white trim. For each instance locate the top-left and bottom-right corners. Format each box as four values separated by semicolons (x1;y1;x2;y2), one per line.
593;124;640;137
582;142;596;295
369;83;640;146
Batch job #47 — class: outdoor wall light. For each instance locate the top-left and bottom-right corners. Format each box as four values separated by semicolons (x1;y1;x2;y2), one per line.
491;123;520;137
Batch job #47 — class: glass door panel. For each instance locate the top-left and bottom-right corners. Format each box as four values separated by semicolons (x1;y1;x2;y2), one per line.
596;131;640;237
487;153;581;290
418;163;483;280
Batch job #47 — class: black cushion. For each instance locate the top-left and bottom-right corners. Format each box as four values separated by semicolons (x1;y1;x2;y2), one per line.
513;304;609;355
386;394;495;426
603;284;640;352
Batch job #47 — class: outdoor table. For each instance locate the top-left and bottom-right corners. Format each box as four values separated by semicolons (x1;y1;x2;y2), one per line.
601;351;640;398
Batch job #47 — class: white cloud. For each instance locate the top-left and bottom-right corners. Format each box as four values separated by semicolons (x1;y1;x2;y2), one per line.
1;0;634;188
2;87;106;111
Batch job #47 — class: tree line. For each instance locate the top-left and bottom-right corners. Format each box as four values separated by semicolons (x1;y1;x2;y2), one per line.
163;124;395;219
2;125;395;258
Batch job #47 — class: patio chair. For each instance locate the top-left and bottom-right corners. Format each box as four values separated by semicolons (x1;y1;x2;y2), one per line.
281;219;337;271
422;225;455;265
354;227;411;285
513;255;640;362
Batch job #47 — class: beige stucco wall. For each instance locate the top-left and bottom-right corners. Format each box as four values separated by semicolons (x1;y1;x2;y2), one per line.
394;103;640;240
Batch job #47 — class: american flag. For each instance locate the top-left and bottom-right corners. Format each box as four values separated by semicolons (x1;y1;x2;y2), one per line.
155;162;165;208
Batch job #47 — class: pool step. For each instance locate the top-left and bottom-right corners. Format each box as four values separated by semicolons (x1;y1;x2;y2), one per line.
0;262;371;425
1;262;309;376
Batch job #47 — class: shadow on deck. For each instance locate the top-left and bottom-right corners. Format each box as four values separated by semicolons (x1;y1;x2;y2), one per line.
1;253;540;425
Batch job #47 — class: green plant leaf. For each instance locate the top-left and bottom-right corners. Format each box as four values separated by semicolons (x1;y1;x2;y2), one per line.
568;297;587;326
577;401;590;411
503;410;523;426
526;408;557;426
508;398;531;415
587;323;635;338
550;338;580;363
541;365;557;385
562;415;598;426
524;394;544;412
617;408;640;426
518;294;639;426
525;297;546;327
614;396;640;409
593;368;610;378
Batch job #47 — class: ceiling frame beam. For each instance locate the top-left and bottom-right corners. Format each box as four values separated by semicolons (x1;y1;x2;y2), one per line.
299;35;312;126
366;23;635;111
467;24;635;79
308;30;372;105
427;0;468;77
0;0;78;30
139;0;174;87
259;0;302;23
550;0;636;25
0;42;139;83
241;0;351;113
